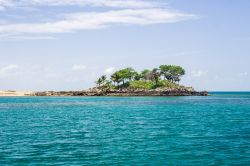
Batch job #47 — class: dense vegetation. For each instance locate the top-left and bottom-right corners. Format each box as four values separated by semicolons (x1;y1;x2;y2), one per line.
95;65;185;90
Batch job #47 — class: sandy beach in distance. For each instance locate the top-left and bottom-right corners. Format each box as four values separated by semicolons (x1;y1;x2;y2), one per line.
0;91;34;96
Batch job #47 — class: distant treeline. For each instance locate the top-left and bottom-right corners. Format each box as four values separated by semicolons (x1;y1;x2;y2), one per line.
95;65;185;90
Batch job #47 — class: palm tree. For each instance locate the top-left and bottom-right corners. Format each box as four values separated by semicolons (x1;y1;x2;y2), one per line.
95;77;102;87
100;75;107;84
95;75;107;87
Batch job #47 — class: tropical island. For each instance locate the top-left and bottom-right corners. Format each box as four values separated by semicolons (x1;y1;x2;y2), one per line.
35;65;208;96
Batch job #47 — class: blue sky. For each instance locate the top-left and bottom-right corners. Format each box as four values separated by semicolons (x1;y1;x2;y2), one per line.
0;0;249;91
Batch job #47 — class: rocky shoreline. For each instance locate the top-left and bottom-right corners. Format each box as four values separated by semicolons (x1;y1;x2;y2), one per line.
34;88;208;97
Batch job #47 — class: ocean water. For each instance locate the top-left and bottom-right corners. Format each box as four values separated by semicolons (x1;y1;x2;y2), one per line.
0;93;250;165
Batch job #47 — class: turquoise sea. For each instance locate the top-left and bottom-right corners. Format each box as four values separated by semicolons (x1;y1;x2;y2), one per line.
0;92;250;165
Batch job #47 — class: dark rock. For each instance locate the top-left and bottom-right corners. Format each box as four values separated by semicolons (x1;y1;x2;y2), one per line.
34;88;208;97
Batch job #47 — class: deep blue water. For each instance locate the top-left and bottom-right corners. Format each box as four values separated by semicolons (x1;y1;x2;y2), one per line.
0;93;250;165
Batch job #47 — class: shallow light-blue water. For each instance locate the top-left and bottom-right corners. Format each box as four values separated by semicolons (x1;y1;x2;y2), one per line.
0;93;250;165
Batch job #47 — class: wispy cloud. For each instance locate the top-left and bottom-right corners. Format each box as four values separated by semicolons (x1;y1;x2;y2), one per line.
0;35;57;41
239;72;248;77
0;0;12;10
0;64;19;77
0;64;18;72
0;0;196;39
0;9;195;35
0;0;162;9
72;64;87;71
190;70;207;77
104;67;115;74
28;0;161;8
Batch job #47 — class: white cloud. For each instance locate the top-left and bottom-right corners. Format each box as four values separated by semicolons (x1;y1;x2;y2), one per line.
0;64;19;78
239;72;248;77
27;0;160;8
0;0;161;9
104;67;115;74
0;0;12;10
0;35;57;41
72;64;87;71
0;9;195;36
0;64;18;73
0;0;196;39
190;70;207;77
46;73;59;78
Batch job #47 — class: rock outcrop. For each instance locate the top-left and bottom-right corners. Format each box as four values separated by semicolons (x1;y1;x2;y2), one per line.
34;88;208;96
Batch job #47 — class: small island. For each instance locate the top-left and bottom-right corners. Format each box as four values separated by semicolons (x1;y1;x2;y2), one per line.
35;65;208;96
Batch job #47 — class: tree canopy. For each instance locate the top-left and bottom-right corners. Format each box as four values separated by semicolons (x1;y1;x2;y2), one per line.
95;65;186;90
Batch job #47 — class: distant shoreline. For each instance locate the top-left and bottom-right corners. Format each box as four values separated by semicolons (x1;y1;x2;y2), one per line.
0;91;34;97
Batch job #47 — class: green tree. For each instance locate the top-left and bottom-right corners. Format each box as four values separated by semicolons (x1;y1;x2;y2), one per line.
152;68;161;83
101;75;107;83
95;65;186;89
170;66;185;83
134;72;142;81
159;65;172;80
95;75;107;87
95;77;102;87
141;69;150;81
111;72;122;86
160;65;185;83
116;67;136;85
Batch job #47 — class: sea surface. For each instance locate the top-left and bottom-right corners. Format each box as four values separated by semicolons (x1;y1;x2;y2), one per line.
0;92;250;165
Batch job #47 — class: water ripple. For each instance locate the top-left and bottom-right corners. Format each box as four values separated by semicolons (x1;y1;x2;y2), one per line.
0;95;250;165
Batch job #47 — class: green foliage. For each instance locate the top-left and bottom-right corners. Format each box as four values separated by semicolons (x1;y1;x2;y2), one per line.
158;80;178;88
141;69;150;80
111;67;136;85
152;68;161;83
111;72;122;86
95;75;107;87
95;65;186;90
159;65;185;83
129;80;177;90
129;80;155;90
134;72;142;81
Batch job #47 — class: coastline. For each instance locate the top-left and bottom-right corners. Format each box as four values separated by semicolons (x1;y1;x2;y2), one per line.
0;91;34;97
34;89;208;97
0;89;208;97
